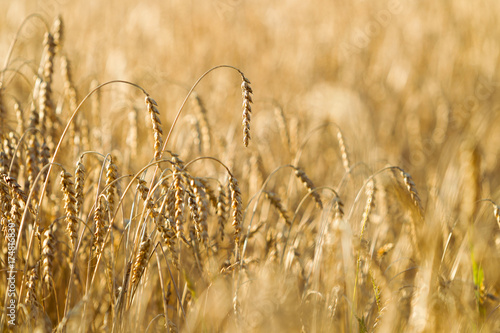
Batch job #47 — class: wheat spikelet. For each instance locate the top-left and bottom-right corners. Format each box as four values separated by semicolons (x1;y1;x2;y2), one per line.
145;95;163;160
42;226;55;288
217;184;227;241
396;168;422;259
137;178;149;201
104;156;118;215
189;116;203;153
93;195;107;256
198;177;217;209
293;166;323;209
191;92;212;151
2;174;28;206
264;191;291;226
360;179;376;238
166;182;176;220
74;156;85;215
240;74;253;147
24;261;40;305
172;154;185;240
131;235;152;287
26;134;40;194
0;152;8;175
186;186;200;240
4;134;20;179
61;56;78;112
60;170;78;250
158;217;179;268
38;80;53;140
7;190;22;245
229;175;243;249
191;178;208;244
333;195;345;219
51;16;64;52
42;32;56;83
0;179;11;238
138;178;159;221
337;129;351;173
40;142;51;196
398;168;423;217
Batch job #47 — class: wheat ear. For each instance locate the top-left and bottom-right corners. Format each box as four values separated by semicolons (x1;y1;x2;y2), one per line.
264;191;291;226
51;16;64;52
104;156;118;215
93;195;107;256
399;169;423;216
172;154;185;240
229;175;243;255
24;261;40;306
42;226;55;289
60;170;78;250
360;179;376;238
293;166;323;209
240;74;253;147
131;235;152;287
145;95;163;160
337;129;351;173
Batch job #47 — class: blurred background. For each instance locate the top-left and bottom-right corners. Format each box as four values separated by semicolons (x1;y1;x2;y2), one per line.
2;0;499;171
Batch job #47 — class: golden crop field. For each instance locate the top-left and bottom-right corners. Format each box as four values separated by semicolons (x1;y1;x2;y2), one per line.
1;0;500;332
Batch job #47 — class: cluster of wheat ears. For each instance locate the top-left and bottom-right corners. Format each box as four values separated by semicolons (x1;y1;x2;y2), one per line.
0;12;500;333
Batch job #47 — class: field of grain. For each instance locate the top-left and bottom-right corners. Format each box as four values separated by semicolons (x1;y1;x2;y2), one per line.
1;0;500;332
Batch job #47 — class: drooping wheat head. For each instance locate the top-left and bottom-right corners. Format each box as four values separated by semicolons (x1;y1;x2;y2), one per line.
131;234;152;288
240;74;253;147
264;191;291;226
293;166;323;209
145;95;163;161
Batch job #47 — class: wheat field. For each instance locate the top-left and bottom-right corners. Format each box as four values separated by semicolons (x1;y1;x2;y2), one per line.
1;0;500;332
